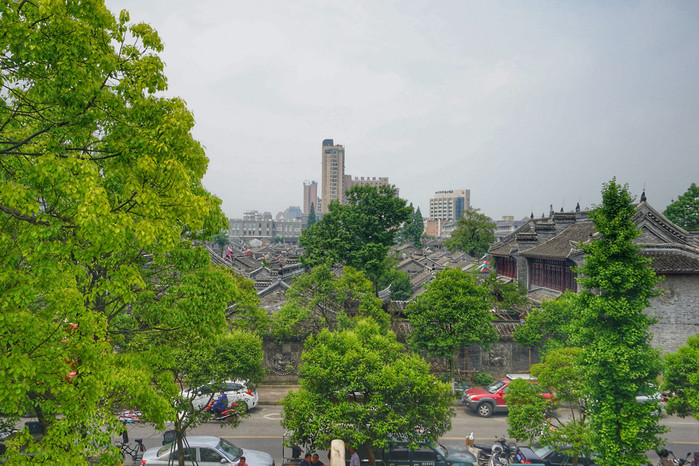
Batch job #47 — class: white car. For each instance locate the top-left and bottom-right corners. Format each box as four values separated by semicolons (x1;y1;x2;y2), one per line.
182;380;259;412
141;436;274;465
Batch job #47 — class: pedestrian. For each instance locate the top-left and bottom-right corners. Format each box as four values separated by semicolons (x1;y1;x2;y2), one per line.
349;447;360;466
238;457;248;466
300;453;312;466
311;453;325;466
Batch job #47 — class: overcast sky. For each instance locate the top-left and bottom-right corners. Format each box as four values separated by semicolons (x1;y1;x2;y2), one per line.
104;0;699;220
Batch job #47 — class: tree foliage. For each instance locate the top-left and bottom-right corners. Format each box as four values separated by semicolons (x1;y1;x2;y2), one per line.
513;293;577;358
444;207;495;258
299;185;411;290
663;334;699;420
378;268;413;301
507;348;591;466
307;203;317;228
663;183;699;231
572;179;665;465
271;264;388;339
399;204;424;248
0;1;244;462
406;267;497;381
281;319;454;466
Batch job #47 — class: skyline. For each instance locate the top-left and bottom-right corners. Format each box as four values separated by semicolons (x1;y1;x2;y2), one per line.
103;0;699;220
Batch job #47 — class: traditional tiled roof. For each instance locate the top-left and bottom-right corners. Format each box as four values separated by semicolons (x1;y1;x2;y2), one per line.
526;288;563;304
489;219;535;256
519;222;596;260
641;245;699;274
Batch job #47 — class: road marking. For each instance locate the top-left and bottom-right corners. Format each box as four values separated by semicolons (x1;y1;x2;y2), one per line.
221;435;281;439
264;412;283;420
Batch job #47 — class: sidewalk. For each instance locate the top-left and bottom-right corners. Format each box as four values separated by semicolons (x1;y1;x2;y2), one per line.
257;384;299;405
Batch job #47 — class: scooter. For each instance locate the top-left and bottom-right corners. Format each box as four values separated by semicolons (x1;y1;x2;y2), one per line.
202;399;240;422
472;437;513;466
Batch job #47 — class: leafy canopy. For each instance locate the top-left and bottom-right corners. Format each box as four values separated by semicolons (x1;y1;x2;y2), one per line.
0;1;246;462
572;179;665;465
663;182;699;231
299;185;411;289
271;264;388;339
513;293;577;358
663;334;699;420
281;319;453;466
444;207;495;258
507;347;592;466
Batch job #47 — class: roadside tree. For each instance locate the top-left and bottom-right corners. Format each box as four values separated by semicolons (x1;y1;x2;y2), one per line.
664;183;699;231
444;207;495;258
271;264;389;339
281;319;453;466
399;204;424;247
572;179;665;465
663;334;699;420
507;347;591;466
406;267;497;387
513;293;577;365
0;1;230;462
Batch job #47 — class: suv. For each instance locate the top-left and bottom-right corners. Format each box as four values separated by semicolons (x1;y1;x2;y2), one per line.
380;440;477;466
461;374;554;417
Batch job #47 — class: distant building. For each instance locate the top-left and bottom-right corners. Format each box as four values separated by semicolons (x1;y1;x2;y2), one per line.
321;139;345;214
303;180;318;215
429;189;470;222
494;216;527;240
320;139;393;212
229;215;304;242
277;206;302;220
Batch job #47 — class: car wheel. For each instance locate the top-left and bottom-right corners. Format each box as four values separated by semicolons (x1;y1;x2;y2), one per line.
476;402;493;417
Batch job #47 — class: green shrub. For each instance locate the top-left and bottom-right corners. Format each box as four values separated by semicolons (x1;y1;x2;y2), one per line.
473;371;494;386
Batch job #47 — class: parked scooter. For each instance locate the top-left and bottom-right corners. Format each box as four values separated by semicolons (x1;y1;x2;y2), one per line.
472;437;513;466
656;448;698;466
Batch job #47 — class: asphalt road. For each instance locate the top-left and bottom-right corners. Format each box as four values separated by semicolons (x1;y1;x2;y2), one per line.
123;403;699;465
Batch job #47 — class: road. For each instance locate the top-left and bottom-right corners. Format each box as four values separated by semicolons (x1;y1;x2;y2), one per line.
123;404;699;465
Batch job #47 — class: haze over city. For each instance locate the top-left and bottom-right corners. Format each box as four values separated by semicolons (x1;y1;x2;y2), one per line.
104;0;699;220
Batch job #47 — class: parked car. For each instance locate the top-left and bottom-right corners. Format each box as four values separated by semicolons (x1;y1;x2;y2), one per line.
382;440;477;466
512;443;597;466
461;374;555;417
182;380;259;411
141;436;274;465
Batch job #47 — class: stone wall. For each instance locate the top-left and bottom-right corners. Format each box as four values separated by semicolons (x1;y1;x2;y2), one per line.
261;322;537;384
648;274;699;354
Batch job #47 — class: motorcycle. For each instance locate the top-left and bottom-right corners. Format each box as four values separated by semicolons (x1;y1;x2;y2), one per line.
472;437;513;466
202;399;241;422
656;448;698;466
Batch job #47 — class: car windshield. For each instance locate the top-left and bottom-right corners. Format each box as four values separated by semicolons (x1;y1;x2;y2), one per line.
218;438;242;460
487;380;506;394
529;443;553;457
434;443;448;457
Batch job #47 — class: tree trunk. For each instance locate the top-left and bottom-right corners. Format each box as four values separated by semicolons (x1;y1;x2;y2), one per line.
366;439;376;466
450;356;455;395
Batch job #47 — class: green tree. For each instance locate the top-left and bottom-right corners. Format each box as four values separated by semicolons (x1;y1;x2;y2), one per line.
271;264;388;339
213;230;230;255
513;293;577;365
299;185;411;292
307;203;317;228
444;207;495;258
663;334;699;420
664;183;699;231
0;1;227;462
281;319;453;466
572;179;665;465
406;267;497;386
399;204;424;247
378;268;413;301
507;347;591;466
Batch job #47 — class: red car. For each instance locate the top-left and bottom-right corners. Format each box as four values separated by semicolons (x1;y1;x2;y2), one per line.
461;374;555;417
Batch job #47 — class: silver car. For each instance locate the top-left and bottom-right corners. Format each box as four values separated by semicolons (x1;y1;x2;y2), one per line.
140;436;274;466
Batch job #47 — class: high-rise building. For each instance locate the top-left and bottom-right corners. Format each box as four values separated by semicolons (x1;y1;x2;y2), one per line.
429;189;470;221
321;139;345;214
303;180;318;215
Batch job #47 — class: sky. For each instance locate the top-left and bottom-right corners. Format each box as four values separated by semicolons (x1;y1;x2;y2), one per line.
103;0;699;220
